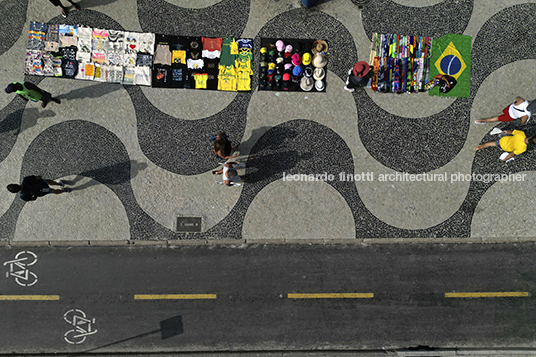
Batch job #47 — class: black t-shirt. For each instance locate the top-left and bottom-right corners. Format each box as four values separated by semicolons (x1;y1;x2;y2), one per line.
153;64;172;87
170;63;187;88
20;176;49;201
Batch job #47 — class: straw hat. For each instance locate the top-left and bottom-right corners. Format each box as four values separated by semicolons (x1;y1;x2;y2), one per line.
311;39;328;54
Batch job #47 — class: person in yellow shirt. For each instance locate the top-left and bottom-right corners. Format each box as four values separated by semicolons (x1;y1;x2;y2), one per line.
474;129;536;161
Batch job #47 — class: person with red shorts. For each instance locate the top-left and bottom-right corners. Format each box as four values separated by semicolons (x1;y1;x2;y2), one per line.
48;0;80;18
475;97;532;124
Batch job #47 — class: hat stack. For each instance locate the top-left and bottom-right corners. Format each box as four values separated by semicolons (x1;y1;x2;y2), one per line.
259;38;328;92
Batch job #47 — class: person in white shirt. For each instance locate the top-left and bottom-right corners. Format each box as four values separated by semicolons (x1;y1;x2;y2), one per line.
475;97;532;124
212;162;247;186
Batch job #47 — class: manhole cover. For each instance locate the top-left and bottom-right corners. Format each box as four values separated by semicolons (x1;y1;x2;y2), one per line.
176;217;201;232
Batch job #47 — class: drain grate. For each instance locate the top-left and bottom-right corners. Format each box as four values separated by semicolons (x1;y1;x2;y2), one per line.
176;217;201;232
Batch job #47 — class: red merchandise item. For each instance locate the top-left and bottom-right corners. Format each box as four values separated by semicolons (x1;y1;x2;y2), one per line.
202;37;223;51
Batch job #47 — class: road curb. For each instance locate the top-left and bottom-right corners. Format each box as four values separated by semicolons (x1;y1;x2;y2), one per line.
2;237;536;248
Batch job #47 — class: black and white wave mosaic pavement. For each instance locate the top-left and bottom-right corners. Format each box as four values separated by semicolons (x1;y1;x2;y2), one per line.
1;0;536;240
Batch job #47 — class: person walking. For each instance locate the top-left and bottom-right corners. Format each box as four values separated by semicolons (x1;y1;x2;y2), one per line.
474;129;536;162
212;162;247;186
7;175;70;202
5;82;61;108
48;0;80;18
211;131;239;160
475;97;532;125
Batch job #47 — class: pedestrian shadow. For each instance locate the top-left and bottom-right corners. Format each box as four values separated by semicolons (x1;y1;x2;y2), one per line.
21;108;56;131
61;160;148;191
243;151;314;184
56;83;122;101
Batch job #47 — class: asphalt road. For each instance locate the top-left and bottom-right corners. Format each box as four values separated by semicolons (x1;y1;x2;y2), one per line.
1;243;536;354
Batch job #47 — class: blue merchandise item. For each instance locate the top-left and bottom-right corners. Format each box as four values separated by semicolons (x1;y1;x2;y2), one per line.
237;39;253;50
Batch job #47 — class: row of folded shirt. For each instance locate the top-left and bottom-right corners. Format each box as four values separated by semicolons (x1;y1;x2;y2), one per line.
25;21;254;90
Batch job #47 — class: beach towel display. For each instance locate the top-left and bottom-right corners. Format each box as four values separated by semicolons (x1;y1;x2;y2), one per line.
368;33;433;94
24;22;252;90
258;38;327;92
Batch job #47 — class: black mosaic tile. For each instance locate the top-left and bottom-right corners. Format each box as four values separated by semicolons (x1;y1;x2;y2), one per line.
47;8;126;30
356;92;472;174
0;120;175;240
0;0;28;56
137;0;250;37
356;3;536;174
0;99;25;164
125;86;251;175
207;119;536;239
2;2;535;241
470;3;536;93
361;0;474;40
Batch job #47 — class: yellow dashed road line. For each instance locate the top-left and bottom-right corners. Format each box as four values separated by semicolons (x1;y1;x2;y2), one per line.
0;295;60;301
288;293;374;299
445;291;529;298
134;294;217;300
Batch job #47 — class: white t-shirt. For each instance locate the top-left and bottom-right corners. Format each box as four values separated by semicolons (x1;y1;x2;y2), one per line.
187;59;204;70
222;166;241;182
509;100;532;121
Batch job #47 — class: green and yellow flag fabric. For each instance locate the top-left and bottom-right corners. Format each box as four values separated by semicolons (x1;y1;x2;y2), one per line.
429;34;472;98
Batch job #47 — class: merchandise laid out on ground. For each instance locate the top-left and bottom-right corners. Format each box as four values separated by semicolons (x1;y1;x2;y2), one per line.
152;36;253;90
428;34;472;98
25;21;253;91
369;32;433;94
258;38;329;92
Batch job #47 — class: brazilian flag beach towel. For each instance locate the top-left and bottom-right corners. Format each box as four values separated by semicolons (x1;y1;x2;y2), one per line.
429;34;471;98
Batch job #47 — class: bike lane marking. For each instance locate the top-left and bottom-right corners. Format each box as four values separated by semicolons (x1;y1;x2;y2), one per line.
134;294;217;300
445;291;529;298
0;295;60;300
287;293;374;299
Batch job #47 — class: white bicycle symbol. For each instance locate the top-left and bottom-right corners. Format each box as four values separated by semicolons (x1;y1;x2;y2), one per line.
3;250;38;287
63;309;98;344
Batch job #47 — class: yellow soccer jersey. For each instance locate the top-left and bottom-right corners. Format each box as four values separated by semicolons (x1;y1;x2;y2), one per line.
218;65;237;91
194;73;208;89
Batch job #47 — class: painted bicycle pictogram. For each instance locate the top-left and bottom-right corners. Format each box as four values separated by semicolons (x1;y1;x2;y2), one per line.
3;250;38;287
63;309;98;344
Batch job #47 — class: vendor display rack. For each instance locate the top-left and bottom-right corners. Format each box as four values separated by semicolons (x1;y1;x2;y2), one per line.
258;38;329;92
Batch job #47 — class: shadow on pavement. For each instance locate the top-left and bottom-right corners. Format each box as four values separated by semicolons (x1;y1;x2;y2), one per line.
62;160;148;191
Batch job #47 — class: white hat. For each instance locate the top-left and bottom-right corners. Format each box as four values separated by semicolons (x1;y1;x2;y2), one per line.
300;76;314;91
313;67;325;80
315;80;325;91
312;53;327;68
